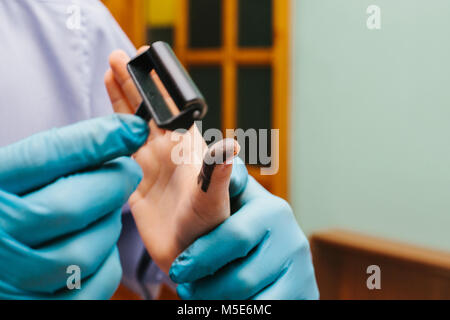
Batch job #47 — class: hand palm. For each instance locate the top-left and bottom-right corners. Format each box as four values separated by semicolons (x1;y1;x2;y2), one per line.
105;49;234;272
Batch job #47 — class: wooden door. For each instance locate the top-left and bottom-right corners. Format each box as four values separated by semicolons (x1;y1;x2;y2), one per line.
174;0;291;199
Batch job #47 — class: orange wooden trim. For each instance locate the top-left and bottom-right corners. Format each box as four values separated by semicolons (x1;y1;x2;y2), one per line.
234;49;273;64
248;166;273;189
223;62;237;133
223;0;238;132
102;0;146;47
184;50;225;64
132;0;147;47
184;49;273;65
224;0;238;55
271;0;290;199
174;0;188;63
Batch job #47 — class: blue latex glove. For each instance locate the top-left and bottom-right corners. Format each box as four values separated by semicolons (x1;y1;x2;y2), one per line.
0;114;149;299
170;167;320;300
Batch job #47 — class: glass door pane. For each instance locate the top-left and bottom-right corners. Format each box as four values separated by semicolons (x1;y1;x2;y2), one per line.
237;66;273;166
189;0;223;48
189;66;223;141
238;0;273;47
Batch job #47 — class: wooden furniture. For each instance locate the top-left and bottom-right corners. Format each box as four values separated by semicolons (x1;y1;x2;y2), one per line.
310;229;450;300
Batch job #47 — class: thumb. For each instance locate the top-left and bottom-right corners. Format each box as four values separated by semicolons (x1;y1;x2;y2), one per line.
198;139;241;194
193;139;241;219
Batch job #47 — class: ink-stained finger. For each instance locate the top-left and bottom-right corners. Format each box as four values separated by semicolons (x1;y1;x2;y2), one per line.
198;139;241;193
104;69;135;114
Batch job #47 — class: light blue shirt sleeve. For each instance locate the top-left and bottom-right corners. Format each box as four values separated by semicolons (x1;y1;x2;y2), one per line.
0;0;168;298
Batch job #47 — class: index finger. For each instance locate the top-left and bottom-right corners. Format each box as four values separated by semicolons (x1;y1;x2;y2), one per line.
109;49;146;111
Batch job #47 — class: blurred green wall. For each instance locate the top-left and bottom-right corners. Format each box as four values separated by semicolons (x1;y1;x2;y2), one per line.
291;0;450;251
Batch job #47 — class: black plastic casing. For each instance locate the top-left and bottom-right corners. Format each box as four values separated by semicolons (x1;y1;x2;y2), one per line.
127;41;207;131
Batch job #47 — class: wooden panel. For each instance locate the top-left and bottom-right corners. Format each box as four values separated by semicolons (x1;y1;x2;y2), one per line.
237;65;273;167
310;230;450;300
188;0;222;48
238;0;273;48
271;0;290;200
222;0;238;132
189;65;223;132
183;49;273;65
248;166;272;190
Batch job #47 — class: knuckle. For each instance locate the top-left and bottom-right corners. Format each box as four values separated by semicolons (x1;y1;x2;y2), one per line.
291;231;311;257
277;198;294;216
263;196;294;222
226;224;253;256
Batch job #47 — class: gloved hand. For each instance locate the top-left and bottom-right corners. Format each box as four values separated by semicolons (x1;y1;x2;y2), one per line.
169;172;320;300
0;114;149;299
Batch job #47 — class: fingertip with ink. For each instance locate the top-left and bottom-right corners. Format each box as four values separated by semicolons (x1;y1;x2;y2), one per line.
211;138;241;165
198;139;241;193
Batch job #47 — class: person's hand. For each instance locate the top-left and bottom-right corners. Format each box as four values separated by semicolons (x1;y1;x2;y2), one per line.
105;49;241;273
0;115;148;299
169;175;320;300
